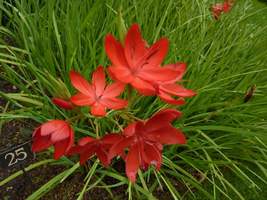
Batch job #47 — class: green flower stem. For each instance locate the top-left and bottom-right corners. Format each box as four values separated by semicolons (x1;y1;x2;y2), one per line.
127;85;134;108
137;169;156;200
128;182;132;200
117;6;127;43
137;169;149;192
94;119;99;139
66;112;84;123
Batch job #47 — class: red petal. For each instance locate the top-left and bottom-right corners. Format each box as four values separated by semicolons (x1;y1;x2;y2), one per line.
142;142;162;170
126;143;140;182
78;137;95;146
79;146;96;164
103;82;125;98
50;124;70;142
173;129;186;144
101;97;128;110
139;67;180;82
101;134;123;145
96;148;109;167
223;2;231;12
160;84;196;97
52;98;74;110
32;126;41;137
144;38;169;67
146;126;186;145
123;122;138;136
40;120;67;137
92;66;106;97
158;91;186;105
70;93;95;106
162;62;187;83
108;66;133;83
164;62;186;71
108;137;133;161
32;130;52;152
145;109;182;132
67;145;83;155
69;70;94;96
105;35;129;68
212;3;223;12
124;24;147;69
211;4;223;19
91;102;106;116
155;143;163;151
54;138;70;159
66;128;74;152
131;77;156;96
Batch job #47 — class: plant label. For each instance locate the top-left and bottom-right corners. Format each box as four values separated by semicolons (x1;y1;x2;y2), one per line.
0;141;35;169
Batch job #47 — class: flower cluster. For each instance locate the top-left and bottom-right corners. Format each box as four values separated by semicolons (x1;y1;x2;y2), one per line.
105;24;195;104
32;24;196;182
211;0;234;20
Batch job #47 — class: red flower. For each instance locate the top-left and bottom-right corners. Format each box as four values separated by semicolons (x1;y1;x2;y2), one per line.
32;120;74;159
70;66;128;116
105;24;182;96
153;62;196;105
68;134;123;166
212;3;224;20
222;1;232;12
108;109;186;182
211;1;234;20
52;97;74;110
